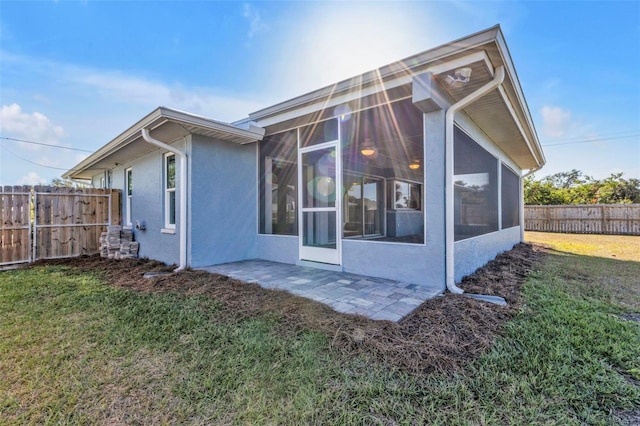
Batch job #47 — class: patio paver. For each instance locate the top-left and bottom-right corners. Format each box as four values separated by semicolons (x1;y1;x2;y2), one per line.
199;260;442;322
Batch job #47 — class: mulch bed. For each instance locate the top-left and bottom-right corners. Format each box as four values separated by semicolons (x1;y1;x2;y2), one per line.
36;242;543;375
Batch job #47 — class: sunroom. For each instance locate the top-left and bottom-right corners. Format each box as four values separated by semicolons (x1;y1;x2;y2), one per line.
259;96;425;250
252;25;543;290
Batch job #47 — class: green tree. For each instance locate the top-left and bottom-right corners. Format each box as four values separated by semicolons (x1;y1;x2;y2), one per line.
50;177;90;188
595;173;640;204
524;171;640;205
524;175;568;205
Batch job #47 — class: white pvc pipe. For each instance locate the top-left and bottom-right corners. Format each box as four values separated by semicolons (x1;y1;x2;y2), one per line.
141;129;188;271
445;66;505;294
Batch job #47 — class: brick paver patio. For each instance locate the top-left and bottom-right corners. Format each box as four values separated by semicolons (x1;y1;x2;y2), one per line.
199;260;442;322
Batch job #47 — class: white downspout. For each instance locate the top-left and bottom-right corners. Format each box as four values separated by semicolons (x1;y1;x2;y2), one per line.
141;128;188;272
445;66;505;294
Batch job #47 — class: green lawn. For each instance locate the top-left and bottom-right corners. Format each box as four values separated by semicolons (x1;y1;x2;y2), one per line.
1;234;639;425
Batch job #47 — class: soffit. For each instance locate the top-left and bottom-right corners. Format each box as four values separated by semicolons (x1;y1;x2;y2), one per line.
252;27;543;171
65;109;264;180
433;59;540;170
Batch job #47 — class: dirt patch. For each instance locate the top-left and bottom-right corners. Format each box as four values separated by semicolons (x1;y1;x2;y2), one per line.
35;242;543;375
619;313;640;323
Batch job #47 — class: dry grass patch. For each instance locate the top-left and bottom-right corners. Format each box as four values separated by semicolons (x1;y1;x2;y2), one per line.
526;231;640;261
526;231;640;311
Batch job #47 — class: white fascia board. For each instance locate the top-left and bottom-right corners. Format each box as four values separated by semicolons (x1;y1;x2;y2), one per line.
64;107;265;179
496;85;543;169
158;107;265;140
249;26;501;122
254;51;494;129
494;31;545;167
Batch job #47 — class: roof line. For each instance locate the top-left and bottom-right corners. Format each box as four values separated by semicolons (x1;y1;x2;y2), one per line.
63;107;264;179
247;25;501;121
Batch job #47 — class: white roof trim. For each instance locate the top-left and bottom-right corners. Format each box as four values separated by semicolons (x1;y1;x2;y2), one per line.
248;27;501;121
64;106;264;179
253;51;494;128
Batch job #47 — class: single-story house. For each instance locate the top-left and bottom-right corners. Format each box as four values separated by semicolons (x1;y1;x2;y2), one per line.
64;25;544;295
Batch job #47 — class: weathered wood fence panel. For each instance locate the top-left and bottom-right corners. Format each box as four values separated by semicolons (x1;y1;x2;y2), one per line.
525;204;640;235
1;185;32;265
1;186;121;265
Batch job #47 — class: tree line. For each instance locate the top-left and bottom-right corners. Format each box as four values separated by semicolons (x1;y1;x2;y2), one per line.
524;170;640;205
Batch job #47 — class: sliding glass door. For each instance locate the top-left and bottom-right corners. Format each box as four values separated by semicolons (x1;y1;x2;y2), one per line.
344;175;384;238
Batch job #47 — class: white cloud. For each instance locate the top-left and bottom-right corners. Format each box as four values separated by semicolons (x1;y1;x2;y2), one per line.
0;51;267;185
0;103;65;150
16;171;48;185
243;3;267;39
77;71;263;119
2;51;265;123
541;105;574;138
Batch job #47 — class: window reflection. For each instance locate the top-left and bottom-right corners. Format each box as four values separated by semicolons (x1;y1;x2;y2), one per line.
454;127;498;240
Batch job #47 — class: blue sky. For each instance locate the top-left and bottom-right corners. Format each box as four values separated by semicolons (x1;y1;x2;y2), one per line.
1;0;638;185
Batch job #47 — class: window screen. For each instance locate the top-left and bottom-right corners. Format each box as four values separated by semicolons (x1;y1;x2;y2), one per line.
454;127;498;241
259;131;298;235
501;164;520;229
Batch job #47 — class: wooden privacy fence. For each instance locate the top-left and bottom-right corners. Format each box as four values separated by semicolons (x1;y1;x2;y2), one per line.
525;204;640;235
1;186;121;266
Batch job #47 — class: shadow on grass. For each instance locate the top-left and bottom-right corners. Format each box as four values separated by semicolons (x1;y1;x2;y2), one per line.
540;248;640;312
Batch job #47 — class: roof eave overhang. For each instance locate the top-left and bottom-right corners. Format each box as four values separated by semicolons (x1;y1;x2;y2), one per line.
64;107;264;180
494;30;546;170
247;24;544;172
247;25;502;123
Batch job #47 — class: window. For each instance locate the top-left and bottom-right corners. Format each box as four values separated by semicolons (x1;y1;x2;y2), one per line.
389;180;422;210
341;99;425;243
343;175;384;237
125;168;132;226
164;153;176;229
299;118;339;148
259;131;297;235
454;127;498;241
501;164;520;229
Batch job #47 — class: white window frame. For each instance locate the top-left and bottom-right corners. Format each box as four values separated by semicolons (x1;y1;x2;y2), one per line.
164;153;176;230
125;167;133;227
390;179;423;211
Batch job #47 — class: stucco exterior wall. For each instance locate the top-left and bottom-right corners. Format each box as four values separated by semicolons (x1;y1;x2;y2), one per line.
454;226;520;281
92;140;184;266
84;98;523;289
257;234;298;264
188;134;258;267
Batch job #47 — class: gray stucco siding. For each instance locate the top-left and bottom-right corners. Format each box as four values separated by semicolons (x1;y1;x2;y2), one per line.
188;134;258;267
257;234;298;264
454;226;521;282
94;144;183;266
341;240;444;292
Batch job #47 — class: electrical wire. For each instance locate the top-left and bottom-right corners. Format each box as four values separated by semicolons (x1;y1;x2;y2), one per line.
541;129;638;142
0;143;82;171
0;136;94;152
542;134;639;147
